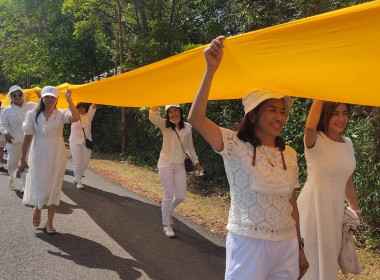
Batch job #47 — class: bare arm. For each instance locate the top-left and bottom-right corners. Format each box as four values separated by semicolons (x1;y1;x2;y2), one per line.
34;89;42;99
188;36;226;152
345;175;361;219
66;89;80;123
18;134;33;172
289;190;309;279
150;106;158;112
90;103;96;109
304;100;323;149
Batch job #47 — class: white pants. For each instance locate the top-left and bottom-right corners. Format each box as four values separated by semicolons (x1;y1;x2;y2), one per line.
6;142;23;178
70;142;92;183
225;232;299;280
158;165;186;226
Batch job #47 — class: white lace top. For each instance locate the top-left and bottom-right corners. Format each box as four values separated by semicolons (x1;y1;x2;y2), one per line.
217;128;300;241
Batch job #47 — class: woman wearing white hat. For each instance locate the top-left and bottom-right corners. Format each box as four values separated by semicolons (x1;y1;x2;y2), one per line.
0;85;40;190
188;36;309;279
149;104;203;238
19;86;80;234
69;102;96;190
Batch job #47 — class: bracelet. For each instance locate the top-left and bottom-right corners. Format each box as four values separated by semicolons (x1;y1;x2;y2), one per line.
353;209;361;214
299;238;304;250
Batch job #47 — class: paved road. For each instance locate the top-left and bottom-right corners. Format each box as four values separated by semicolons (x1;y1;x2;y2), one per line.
0;156;226;280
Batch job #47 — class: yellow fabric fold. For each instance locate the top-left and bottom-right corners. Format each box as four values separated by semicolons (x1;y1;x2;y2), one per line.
2;1;380;108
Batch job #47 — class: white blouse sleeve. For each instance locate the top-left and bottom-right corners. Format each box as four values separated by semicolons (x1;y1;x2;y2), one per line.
149;110;166;130
22;111;35;135
61;109;73;124
216;127;240;157
185;126;199;164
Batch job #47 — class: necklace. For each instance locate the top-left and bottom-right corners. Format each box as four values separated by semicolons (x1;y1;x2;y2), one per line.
252;146;287;170
262;146;277;167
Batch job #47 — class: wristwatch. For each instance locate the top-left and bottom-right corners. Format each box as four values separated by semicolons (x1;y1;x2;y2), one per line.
299;238;304;250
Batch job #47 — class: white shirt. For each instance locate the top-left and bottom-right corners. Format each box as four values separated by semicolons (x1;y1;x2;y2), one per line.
0;102;38;143
217;127;300;241
69;107;96;144
149;110;199;169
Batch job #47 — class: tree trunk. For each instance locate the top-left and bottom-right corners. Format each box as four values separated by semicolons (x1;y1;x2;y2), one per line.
115;0;127;154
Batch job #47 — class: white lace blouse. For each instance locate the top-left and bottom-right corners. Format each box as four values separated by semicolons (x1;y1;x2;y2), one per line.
217;127;300;241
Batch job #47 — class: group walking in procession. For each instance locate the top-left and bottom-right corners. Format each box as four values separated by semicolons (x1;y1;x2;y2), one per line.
0;36;365;280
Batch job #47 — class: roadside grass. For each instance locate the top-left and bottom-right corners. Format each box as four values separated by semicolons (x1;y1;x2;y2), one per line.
86;153;379;279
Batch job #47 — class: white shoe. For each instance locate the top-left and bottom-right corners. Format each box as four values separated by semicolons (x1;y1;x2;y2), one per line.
8;177;17;188
76;182;85;190
163;226;175;238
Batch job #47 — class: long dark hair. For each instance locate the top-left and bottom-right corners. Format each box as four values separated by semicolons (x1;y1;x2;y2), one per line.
35;98;57;125
236;102;286;151
165;107;185;130
317;102;349;133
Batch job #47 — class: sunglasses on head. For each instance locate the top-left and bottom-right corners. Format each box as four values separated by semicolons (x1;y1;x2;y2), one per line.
11;93;23;98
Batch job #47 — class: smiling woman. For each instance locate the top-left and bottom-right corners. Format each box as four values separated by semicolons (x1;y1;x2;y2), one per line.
187;36;309;280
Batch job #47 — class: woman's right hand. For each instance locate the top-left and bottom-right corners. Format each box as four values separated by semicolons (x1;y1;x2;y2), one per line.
203;36;226;71
18;159;29;173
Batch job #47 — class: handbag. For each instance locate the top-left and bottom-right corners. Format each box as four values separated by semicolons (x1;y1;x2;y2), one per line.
80;119;94;150
174;129;194;172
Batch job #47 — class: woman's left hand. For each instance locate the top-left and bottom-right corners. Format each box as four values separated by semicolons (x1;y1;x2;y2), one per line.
298;250;309;279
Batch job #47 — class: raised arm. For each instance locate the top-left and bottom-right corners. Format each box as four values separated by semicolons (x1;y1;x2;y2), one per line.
188;36;225;152
34;89;42;99
66;89;80;123
90;103;96;109
304;100;323;148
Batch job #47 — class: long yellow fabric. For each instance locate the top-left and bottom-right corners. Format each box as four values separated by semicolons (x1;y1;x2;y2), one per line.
2;1;380;108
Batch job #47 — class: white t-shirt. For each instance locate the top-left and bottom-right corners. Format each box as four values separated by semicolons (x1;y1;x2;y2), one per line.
217;127;300;241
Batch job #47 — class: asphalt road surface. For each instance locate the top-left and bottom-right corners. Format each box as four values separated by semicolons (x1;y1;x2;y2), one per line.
0;156;226;280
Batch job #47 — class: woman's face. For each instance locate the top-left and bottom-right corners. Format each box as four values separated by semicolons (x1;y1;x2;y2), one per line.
252;98;286;139
167;107;181;123
11;90;24;106
77;106;87;115
327;103;349;135
43;95;57;107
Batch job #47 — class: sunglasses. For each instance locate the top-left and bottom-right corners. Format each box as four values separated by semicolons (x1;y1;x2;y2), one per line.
11;93;23;98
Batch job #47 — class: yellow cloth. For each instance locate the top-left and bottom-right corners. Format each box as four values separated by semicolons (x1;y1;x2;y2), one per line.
2;1;380;108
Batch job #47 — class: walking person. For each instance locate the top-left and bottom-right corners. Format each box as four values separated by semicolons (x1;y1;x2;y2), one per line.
19;86;80;234
69;102;96;190
149;104;203;238
188;36;308;279
297;100;361;280
0;85;40;189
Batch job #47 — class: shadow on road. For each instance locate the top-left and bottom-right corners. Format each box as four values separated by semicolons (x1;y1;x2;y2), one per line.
35;232;143;280
60;179;225;280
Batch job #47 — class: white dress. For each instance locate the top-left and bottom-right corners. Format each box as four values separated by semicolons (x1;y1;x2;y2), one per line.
297;132;356;280
22;109;72;209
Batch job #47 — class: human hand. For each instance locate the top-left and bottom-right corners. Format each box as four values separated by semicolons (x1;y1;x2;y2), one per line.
195;163;203;173
34;89;42;98
298;250;309;279
4;132;14;143
65;88;73;103
203;36;226;71
18;159;29;172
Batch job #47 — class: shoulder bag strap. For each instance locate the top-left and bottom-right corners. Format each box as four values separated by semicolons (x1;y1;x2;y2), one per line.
79;119;87;139
173;129;187;156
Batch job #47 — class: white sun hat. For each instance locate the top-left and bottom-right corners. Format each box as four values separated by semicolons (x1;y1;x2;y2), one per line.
242;88;293;117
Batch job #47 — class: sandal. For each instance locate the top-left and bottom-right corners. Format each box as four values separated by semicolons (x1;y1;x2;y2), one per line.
32;207;41;228
44;223;57;235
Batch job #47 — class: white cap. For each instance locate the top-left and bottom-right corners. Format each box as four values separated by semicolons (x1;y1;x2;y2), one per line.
165;104;180;112
8;85;25;100
41;86;59;98
242;88;293;116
